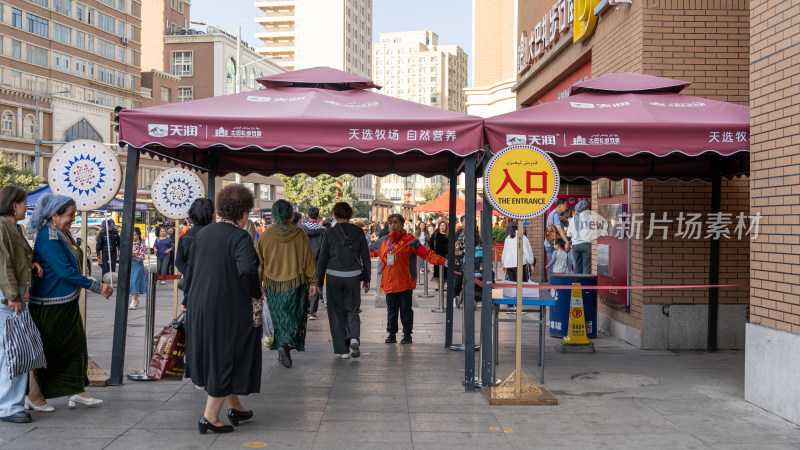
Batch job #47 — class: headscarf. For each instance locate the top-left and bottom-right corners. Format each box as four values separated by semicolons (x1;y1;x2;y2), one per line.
28;193;74;238
271;199;293;232
575;200;590;230
99;218;117;231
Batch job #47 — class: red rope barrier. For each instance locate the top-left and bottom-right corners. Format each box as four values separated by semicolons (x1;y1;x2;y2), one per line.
491;282;738;290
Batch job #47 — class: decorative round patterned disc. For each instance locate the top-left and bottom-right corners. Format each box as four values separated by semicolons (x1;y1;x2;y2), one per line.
48;140;122;212
150;168;205;219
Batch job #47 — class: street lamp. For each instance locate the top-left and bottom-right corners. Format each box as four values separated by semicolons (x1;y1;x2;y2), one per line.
34;90;70;177
191;21;245;93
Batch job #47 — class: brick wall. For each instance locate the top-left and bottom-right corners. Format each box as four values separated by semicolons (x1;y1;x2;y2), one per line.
750;0;800;334
641;0;749;105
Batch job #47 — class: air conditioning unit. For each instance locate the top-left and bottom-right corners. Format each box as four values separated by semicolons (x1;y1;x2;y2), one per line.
121;36;129;44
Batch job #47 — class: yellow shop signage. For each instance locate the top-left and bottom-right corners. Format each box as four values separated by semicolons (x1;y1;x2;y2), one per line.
516;0;604;75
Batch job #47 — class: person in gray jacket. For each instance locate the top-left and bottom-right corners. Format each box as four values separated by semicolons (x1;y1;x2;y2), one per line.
316;202;371;359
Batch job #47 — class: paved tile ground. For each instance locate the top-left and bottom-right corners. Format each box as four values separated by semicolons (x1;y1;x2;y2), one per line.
1;265;799;449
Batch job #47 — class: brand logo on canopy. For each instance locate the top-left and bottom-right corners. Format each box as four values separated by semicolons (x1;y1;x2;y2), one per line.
484;145;560;219
48;139;121;211
150;168;205;219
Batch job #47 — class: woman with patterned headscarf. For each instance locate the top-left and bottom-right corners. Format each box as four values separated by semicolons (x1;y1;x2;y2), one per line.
27;194;112;411
256;199;317;368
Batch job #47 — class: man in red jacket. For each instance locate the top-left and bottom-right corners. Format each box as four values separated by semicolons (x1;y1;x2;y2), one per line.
370;214;446;344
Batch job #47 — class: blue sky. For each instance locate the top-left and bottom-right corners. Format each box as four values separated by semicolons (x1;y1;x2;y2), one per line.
189;0;473;85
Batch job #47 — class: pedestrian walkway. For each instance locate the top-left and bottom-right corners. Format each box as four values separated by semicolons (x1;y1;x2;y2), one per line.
1;265;799;449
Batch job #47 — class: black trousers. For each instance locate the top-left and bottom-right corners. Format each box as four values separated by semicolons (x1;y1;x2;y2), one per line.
386;289;413;336
506;265;530;282
100;251;117;275
326;275;361;354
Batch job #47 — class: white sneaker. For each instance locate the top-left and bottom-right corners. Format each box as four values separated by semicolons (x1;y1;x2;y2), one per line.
335;353;350;359
349;339;360;358
128;299;138;310
308;313;317;320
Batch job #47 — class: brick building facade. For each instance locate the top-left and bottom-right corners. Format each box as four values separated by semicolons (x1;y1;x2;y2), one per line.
514;0;750;349
746;0;800;426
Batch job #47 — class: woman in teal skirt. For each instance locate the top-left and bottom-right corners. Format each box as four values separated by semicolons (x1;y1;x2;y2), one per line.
27;194;113;409
256;199;317;368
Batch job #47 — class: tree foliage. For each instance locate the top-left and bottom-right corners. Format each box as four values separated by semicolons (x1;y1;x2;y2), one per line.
276;174;358;216
419;186;442;205
277;174;310;209
0;157;40;192
352;200;371;219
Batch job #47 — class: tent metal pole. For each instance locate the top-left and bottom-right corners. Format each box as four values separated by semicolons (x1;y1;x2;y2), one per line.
109;145;140;385
444;156;457;347
480;146;494;386
207;151;218;203
708;157;721;352
463;154;477;392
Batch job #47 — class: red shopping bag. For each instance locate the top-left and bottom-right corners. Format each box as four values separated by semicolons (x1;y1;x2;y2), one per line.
147;314;186;380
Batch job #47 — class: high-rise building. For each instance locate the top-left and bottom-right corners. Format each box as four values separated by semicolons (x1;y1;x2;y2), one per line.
0;0;143;176
254;0;372;77
464;0;516;118
372;31;468;113
140;3;288;210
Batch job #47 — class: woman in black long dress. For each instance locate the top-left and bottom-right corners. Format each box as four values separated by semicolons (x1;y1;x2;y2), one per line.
183;185;261;434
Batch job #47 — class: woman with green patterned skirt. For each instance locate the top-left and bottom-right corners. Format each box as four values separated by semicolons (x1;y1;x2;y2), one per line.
256;199;317;368
27;194;113;409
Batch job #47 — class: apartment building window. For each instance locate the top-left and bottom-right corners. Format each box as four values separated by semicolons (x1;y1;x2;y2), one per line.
52;51;70;72
170;0;176;9
12;8;21;28
117;20;125;37
161;87;171;102
129;49;135;65
98;66;114;84
117;0;125;11
87;8;94;25
116;71;124;88
129;75;135;90
172;51;192;76
54;0;70;15
97;92;114;107
11;40;21;60
75;3;83;20
74;58;86;77
178;1;183;13
27;14;49;38
1;112;14;136
97;0;113;7
54;23;71;45
117;46;124;62
22;115;34;139
178;87;193;102
259;184;273;201
98;12;114;33
250;68;256;89
98;39;114;59
26;44;48;67
75;30;85;49
28;0;48;7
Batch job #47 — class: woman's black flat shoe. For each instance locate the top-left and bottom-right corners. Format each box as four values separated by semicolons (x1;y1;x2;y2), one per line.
278;344;292;368
198;416;234;434
227;408;254;426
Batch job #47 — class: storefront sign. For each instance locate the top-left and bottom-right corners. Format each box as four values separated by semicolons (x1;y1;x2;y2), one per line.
484;145;560;219
535;60;592;104
517;0;575;75
574;0;601;43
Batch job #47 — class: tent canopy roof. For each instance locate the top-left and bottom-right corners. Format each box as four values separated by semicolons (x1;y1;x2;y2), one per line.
485;72;749;181
118;67;484;177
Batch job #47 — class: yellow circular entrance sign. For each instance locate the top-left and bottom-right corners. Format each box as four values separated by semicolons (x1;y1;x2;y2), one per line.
484;145;559;219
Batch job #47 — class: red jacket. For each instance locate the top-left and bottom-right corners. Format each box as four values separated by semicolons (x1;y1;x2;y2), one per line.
370;231;446;294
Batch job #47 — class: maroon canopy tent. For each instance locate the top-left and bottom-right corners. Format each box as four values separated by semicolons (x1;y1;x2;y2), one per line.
484;72;749;181
118;67;484;177
110;67;486;389
483;72;750;357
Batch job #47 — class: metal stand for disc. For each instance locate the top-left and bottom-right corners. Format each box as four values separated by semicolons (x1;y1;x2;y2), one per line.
451;277;480;352
419;259;435;301
431;272;445;313
128;272;157;381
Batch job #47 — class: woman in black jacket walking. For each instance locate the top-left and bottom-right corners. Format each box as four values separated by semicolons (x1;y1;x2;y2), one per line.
316;202;371;359
429;219;449;288
96;219;120;276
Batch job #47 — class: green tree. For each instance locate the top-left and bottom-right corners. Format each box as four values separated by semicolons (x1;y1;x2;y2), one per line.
0;156;40;192
277;174;310;209
308;174;358;216
352;200;371;218
419;186;442;204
